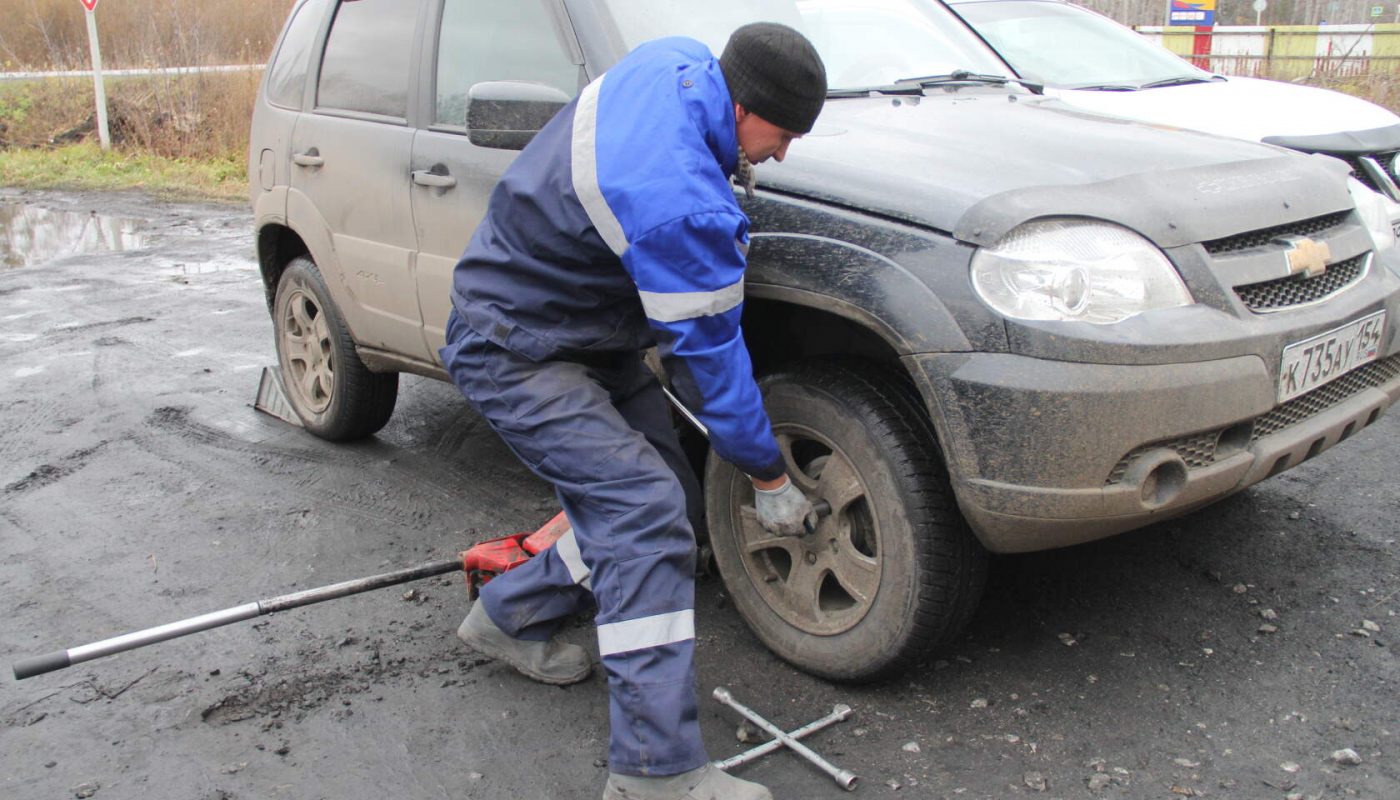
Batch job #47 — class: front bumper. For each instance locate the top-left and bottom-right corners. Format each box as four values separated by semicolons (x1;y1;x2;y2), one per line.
907;348;1400;553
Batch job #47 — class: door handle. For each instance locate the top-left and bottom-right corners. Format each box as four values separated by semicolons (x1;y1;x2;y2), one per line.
412;169;457;189
292;150;324;168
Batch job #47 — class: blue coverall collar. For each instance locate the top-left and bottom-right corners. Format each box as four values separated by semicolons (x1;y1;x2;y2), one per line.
685;63;740;178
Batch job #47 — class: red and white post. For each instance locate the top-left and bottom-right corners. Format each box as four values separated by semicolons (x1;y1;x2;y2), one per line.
81;0;110;150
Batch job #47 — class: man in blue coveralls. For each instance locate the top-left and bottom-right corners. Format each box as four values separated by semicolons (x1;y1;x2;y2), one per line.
440;23;827;800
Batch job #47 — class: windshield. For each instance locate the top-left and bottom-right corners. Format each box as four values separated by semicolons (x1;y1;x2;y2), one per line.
600;0;1008;91
952;0;1209;88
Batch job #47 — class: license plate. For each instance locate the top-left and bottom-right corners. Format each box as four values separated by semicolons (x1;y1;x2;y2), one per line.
1278;311;1386;402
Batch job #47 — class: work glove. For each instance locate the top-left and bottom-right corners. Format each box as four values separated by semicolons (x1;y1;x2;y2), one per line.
754;478;818;537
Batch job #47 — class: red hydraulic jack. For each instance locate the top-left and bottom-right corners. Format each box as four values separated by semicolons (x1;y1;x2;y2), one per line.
12;512;574;680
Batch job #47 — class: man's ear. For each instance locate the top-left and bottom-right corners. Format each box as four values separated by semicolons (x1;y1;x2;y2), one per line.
734;103;748;123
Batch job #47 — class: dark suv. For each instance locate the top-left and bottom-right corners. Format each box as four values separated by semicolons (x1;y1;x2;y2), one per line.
249;0;1400;681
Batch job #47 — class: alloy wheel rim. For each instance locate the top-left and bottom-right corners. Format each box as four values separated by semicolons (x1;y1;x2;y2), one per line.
735;426;882;635
280;287;335;414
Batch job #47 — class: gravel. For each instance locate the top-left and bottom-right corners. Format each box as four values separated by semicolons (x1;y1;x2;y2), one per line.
1331;748;1363;766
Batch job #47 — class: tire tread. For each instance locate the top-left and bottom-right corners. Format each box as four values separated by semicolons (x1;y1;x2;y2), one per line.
711;359;987;682
788;361;986;680
275;257;398;441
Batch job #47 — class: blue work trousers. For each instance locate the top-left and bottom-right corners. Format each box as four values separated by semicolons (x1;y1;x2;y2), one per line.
441;310;708;776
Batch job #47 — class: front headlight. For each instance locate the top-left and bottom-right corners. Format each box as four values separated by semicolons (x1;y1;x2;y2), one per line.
970;219;1193;324
1347;177;1397;252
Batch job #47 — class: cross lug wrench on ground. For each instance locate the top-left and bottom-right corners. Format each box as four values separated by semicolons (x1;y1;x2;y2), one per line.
714;703;853;772
712;687;859;790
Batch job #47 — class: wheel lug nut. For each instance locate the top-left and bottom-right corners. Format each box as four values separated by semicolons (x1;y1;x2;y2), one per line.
805;552;817;565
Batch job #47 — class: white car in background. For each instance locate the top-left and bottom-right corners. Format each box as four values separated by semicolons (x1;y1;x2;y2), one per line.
948;0;1400;246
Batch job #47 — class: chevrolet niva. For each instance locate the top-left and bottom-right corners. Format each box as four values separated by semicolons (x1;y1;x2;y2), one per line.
249;0;1400;680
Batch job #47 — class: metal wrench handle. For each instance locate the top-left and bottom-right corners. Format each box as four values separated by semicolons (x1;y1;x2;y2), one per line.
714;703;852;771
713;687;859;791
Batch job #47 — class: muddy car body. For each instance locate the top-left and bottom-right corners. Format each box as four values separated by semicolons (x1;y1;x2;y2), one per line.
249;0;1400;680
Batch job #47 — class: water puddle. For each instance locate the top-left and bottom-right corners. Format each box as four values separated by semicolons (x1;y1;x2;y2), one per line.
1;203;148;269
177;260;255;275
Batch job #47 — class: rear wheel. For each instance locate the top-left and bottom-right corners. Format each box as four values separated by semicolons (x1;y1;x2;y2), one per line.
705;361;986;682
273;256;398;441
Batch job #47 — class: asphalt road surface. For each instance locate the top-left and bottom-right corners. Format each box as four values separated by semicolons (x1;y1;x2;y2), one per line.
1;189;1396;800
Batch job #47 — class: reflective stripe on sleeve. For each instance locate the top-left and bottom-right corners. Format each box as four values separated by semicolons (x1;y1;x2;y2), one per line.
554;528;592;591
638;280;744;324
571;75;630;257
596;609;695;656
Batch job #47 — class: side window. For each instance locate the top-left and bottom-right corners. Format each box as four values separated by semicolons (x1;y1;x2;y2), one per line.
317;0;419;118
434;0;580;127
265;0;329;110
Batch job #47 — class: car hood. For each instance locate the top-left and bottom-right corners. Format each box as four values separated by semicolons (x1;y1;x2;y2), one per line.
1051;76;1400;142
761;91;1354;248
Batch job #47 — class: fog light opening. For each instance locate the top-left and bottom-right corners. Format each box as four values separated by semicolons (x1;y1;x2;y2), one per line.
1215;422;1253;459
1141;459;1187;508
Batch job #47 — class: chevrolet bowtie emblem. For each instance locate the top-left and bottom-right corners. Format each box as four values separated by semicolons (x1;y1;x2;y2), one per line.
1278;236;1331;279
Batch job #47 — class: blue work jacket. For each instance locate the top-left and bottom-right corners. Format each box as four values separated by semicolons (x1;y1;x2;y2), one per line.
450;36;785;480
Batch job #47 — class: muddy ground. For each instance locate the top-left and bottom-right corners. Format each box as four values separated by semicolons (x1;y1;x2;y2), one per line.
0;189;1396;800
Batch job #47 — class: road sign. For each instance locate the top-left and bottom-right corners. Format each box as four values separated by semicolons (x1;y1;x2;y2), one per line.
1253;0;1266;11
1372;4;1384;16
1169;0;1216;26
80;0;98;11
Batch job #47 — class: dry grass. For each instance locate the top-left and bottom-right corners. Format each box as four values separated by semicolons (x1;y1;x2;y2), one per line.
0;0;281;169
0;0;289;70
0;69;263;159
1298;74;1400;114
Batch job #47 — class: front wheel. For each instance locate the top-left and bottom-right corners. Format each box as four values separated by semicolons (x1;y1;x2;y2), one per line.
705;362;986;682
272;256;398;441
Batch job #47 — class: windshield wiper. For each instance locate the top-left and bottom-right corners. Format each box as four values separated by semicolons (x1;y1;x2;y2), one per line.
826;84;925;98
1138;75;1222;89
896;69;1043;93
898;69;1003;85
1074;83;1140;91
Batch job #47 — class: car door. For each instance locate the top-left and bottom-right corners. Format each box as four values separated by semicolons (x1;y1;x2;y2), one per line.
289;0;431;360
409;0;586;359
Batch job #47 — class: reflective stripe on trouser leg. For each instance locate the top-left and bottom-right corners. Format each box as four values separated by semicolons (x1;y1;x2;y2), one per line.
439;316;707;775
554;528;593;591
585;495;701;776
478;542;591;641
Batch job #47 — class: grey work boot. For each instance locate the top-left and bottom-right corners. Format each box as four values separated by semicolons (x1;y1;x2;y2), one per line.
603;764;773;800
455;602;592;685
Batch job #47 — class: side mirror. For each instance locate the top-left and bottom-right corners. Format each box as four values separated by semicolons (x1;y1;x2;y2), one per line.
465;81;571;150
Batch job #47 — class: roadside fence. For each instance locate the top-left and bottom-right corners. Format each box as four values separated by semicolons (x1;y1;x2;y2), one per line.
0;65;263;83
1138;24;1400;80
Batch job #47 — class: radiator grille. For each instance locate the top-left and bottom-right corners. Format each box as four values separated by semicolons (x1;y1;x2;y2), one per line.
1234;253;1368;312
1106;354;1400;484
1203;211;1350;255
1252;354;1400;440
1343;151;1400;194
1106;431;1221;484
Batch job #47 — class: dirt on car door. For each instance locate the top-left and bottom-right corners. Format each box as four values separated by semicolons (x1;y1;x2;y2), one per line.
408;0;585;358
289;0;429;361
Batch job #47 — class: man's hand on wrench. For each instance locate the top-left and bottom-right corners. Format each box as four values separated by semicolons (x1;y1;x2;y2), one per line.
658;386;828;536
753;475;820;536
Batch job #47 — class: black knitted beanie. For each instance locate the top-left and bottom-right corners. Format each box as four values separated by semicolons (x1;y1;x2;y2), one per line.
720;22;827;134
